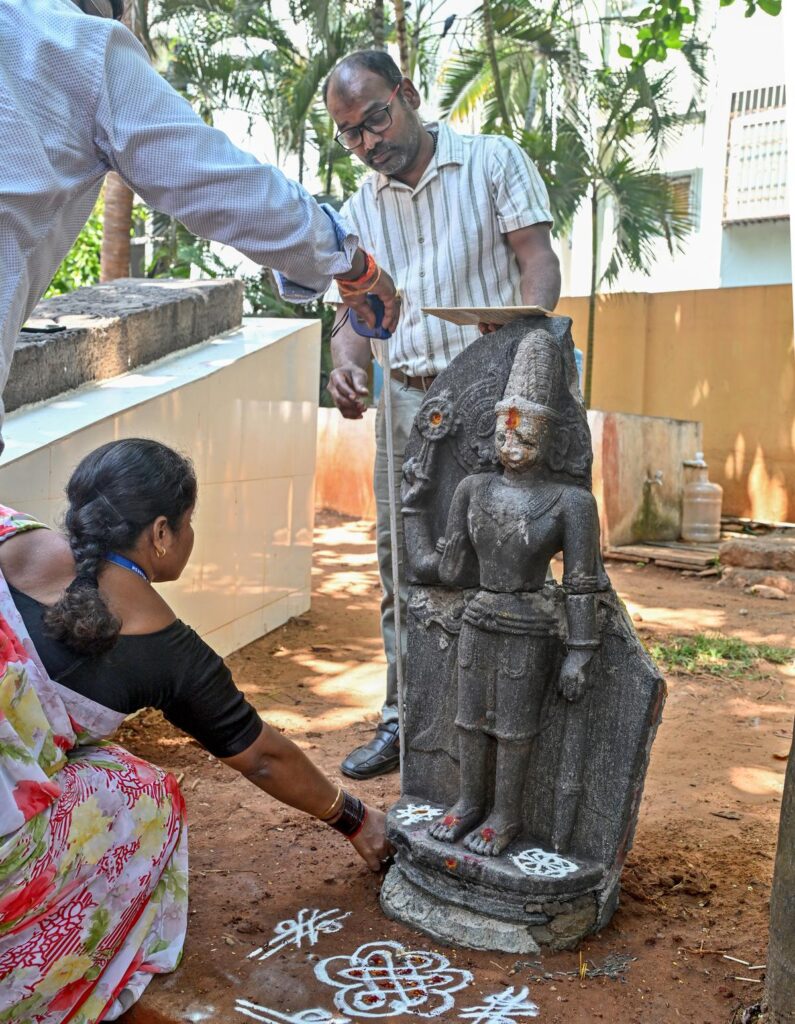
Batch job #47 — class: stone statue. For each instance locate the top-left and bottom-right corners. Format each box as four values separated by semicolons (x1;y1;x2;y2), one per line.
381;316;665;954
427;329;607;858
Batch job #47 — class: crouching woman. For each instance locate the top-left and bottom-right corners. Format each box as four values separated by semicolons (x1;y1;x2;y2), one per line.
0;438;390;1023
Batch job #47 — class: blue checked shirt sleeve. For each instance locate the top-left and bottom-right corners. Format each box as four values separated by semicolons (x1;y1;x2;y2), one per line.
93;24;357;298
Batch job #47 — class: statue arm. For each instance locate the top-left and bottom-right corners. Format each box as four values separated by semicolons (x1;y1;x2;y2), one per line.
559;489;602;701
438;478;478;586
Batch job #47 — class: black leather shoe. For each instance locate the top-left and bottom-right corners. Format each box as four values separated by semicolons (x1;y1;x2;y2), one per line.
341;721;400;779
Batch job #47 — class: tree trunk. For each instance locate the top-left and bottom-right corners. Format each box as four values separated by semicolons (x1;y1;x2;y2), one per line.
100;172;134;282
372;0;385;49
100;0;138;282
393;0;410;76
584;184;598;409
298;125;305;186
482;0;510;129
764;719;795;1022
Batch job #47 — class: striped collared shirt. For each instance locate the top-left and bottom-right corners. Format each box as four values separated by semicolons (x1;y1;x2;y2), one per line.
327;122;552;377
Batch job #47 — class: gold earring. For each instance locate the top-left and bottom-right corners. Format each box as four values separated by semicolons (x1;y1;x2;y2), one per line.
156;547;165;558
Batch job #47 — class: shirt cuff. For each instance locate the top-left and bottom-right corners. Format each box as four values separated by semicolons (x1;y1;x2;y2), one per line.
497;210;553;233
275;204;359;303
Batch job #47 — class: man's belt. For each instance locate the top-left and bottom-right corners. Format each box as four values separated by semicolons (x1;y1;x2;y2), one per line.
390;368;437;391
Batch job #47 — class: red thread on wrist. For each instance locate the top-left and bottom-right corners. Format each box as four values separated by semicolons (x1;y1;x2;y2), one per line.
338;250;376;287
337;252;381;297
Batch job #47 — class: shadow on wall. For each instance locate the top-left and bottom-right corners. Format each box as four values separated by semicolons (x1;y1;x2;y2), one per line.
557;284;795;522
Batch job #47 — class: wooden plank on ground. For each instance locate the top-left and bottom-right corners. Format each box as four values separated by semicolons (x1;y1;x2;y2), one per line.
606;541;719;571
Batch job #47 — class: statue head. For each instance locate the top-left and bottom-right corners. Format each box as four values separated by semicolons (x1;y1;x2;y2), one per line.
493;402;552;471
494;328;563;473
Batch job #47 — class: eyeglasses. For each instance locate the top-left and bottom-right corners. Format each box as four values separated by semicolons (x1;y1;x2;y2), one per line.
334;82;402;151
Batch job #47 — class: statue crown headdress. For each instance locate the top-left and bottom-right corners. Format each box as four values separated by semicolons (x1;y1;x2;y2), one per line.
499;328;562;420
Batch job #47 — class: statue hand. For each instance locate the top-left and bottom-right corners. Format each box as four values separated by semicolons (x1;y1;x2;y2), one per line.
439;531;468;581
558;650;592;702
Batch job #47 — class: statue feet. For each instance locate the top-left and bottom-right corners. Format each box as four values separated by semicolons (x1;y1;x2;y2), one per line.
463;815;521;857
428;802;484;844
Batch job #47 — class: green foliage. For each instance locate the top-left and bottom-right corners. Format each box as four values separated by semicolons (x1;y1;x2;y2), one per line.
45;197;103;297
622;0;780;66
439;2;700;405
649;633;795;678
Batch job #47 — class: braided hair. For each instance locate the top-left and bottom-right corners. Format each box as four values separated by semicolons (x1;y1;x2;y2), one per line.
44;439;197;655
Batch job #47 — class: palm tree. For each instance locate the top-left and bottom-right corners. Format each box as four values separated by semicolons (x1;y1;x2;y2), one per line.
393;0;410;74
372;0;385;47
439;0;701;406
546;64;696;406
100;0;153;281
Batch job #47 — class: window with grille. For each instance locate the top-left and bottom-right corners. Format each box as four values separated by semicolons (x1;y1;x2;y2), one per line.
667;171;700;232
724;85;788;224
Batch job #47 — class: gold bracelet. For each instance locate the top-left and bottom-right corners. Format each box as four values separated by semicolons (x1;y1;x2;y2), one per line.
318;785;344;822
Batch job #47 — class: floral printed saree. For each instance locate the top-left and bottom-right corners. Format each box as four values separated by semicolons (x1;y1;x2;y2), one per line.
0;506;188;1022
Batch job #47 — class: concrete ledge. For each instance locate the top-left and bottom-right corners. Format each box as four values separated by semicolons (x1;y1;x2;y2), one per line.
7;278;243;413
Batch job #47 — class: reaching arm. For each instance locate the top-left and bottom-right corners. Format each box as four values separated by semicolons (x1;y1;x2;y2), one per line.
93;21;395;309
327;305;372;419
222;722;391;871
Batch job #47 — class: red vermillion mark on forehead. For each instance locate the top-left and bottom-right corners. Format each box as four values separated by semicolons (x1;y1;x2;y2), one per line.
505;407;521;430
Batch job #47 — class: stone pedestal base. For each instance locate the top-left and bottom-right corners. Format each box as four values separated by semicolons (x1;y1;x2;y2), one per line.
381;867;543;953
382;799;621;953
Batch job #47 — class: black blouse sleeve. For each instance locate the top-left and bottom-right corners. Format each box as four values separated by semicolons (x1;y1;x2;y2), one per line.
156;622;263;758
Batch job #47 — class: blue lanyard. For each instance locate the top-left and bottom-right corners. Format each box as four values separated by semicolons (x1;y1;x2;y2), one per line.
103;551;150;582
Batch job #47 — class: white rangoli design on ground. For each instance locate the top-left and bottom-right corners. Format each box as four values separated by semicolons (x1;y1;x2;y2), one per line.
457;986;540;1022
247;908;351;961
315;940;473;1018
234;1002;350;1024
510;847;578;879
393;804;444;825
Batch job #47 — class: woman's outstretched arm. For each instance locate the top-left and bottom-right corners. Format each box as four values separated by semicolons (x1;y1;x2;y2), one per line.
222;721;392;871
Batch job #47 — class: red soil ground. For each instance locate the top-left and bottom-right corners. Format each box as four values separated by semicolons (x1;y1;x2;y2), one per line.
120;511;794;1024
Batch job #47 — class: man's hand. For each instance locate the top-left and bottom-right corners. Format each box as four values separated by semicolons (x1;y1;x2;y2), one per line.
478;322;501;335
342;267;401;334
327;364;369;419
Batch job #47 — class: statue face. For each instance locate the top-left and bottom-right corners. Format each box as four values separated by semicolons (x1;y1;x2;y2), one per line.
495;407;548;471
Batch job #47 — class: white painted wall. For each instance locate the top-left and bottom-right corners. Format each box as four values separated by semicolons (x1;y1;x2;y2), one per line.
0;319;321;657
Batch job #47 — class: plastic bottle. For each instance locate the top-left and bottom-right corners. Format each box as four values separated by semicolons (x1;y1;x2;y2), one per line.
681;452;723;543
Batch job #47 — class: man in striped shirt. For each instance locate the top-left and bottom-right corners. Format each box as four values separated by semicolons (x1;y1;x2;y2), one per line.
323;51;561;780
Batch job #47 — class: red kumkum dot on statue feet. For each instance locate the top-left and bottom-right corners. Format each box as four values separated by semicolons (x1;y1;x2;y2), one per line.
441;815;459;827
445;857;458;870
480;827;495;841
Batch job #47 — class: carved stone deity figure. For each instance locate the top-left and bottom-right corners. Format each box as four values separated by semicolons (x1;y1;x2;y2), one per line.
427;330;607;859
381;316;665;954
